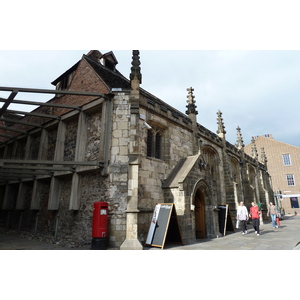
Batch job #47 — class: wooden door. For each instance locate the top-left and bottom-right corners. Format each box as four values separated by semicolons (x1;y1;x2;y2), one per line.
195;191;206;239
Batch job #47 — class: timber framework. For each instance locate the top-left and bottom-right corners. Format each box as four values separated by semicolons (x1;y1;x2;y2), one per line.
0;86;109;183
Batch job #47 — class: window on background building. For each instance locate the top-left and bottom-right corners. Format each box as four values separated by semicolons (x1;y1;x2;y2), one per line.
286;174;295;186
290;197;299;208
282;154;292;166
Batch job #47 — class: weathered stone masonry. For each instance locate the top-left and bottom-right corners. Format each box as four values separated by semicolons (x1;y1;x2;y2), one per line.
0;50;274;249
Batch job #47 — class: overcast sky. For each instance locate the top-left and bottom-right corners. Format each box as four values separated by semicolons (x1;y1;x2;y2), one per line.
0;50;299;148
2;0;300;287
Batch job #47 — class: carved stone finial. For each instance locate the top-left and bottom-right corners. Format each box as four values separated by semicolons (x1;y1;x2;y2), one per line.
251;137;258;160
261;147;267;164
130;50;142;85
185;87;198;115
216;109;226;138
235;126;245;150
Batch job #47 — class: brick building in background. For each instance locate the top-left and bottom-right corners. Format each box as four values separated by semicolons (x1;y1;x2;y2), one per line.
0;50;274;249
244;134;300;214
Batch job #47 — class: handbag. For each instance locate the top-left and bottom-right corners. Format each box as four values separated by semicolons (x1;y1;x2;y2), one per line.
236;220;240;229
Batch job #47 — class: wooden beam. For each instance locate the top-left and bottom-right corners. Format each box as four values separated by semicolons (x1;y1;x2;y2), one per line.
0;169;51;176
0;125;28;134
0;90;18;118
7;109;61;120
0;133;14;139
0;165;73;172
0;86;107;97
0;98;81;110
0;159;104;167
0;117;43;128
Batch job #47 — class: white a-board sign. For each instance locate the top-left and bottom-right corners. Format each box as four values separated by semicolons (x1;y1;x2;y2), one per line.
145;203;183;249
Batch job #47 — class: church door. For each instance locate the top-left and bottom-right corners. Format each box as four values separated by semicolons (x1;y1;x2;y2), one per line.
195;190;206;239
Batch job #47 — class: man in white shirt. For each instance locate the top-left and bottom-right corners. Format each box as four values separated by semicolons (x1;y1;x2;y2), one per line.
237;201;249;235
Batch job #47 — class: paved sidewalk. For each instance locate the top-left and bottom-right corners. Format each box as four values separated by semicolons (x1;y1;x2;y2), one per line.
1;214;300;250
162;214;300;250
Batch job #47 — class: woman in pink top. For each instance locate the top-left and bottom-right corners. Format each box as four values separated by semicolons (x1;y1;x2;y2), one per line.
249;202;260;236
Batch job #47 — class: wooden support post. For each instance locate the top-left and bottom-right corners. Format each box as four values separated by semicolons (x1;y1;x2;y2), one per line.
30;129;48;210
100;98;112;175
69;173;82;210
30;180;43;210
48;121;66;210
16;182;26;210
48;177;61;210
69;112;87;210
38;129;48;161
2;184;16;210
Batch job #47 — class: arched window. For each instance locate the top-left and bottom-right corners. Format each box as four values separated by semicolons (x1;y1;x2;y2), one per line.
202;146;219;181
147;129;162;159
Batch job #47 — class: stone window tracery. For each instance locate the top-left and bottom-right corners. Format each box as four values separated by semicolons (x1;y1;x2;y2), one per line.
147;128;162;159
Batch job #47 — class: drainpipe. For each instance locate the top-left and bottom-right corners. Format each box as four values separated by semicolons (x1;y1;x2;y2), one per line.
101;96;113;176
34;212;39;237
239;159;246;204
54;213;59;243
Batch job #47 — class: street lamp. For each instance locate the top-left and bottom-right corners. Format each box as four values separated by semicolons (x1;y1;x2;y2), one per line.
275;189;282;211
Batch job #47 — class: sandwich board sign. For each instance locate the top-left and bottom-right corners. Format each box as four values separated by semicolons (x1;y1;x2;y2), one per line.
217;204;235;236
145;203;183;249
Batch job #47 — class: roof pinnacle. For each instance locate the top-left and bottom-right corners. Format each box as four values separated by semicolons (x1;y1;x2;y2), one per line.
235;126;245;150
216;109;226;138
185;87;198;115
251;137;259;159
261;147;268;164
130;50;142;85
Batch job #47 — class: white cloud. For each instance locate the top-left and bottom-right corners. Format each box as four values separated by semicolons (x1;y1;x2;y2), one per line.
1;50;300;148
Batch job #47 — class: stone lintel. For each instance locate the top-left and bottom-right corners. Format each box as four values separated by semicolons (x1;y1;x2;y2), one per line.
125;209;140;213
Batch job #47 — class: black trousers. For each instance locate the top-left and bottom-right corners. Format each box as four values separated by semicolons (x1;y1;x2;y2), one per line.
252;218;260;234
240;220;247;232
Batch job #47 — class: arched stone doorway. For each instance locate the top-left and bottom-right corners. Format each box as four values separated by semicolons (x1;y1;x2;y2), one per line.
194;180;211;239
195;189;206;238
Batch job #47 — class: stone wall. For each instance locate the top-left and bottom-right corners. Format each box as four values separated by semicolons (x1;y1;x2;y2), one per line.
86;111;102;161
136;107;196;243
64;119;78;161
47;129;57;161
0;52;274;250
0;93;129;248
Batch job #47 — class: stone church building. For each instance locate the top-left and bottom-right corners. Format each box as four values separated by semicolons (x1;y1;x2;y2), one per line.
0;50;274;249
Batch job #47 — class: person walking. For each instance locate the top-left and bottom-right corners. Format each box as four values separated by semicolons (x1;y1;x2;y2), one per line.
249;202;260;236
267;202;278;229
237;201;249;235
276;211;281;227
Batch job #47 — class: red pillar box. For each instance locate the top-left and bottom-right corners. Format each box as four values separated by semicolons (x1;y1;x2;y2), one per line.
91;201;108;250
